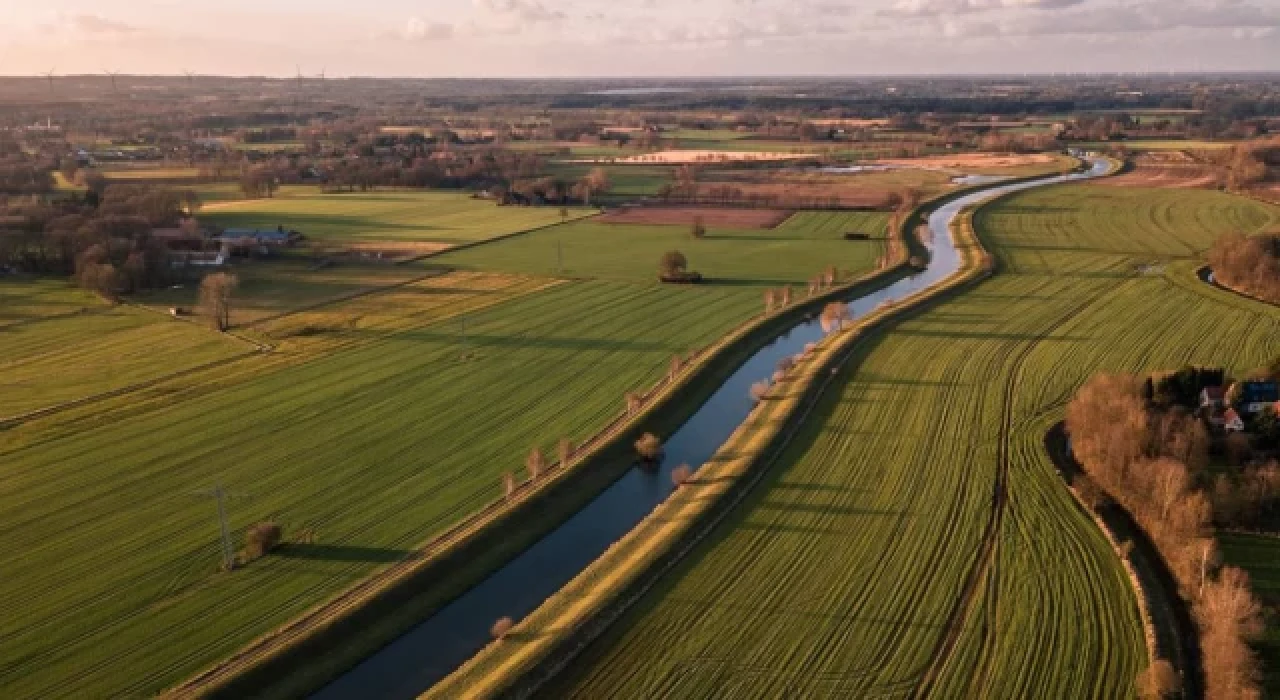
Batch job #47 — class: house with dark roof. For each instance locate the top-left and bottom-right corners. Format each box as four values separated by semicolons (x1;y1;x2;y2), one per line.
1240;381;1280;415
1200;386;1226;411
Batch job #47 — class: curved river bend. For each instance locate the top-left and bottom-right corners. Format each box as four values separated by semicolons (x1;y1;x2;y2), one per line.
314;158;1111;699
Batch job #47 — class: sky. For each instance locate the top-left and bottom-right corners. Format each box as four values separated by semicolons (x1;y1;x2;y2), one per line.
0;0;1277;77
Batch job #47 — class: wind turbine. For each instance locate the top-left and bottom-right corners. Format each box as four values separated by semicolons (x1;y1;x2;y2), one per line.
184;70;196;88
104;70;120;95
42;68;57;95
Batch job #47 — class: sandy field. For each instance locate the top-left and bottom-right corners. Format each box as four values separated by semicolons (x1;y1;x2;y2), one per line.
599;207;792;228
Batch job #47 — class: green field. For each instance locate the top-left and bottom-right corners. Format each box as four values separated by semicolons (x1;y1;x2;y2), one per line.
136;259;429;327
543;186;1280;697
204;188;593;244
0;211;889;696
0;279;250;417
433;211;889;285
545;164;675;197
1220;532;1280;695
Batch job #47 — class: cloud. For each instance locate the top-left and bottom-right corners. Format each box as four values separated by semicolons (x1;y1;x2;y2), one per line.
403;17;455;41
888;0;1084;16
474;0;566;23
44;14;141;37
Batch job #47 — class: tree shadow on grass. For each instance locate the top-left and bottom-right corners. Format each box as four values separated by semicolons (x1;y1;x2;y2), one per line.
276;543;409;563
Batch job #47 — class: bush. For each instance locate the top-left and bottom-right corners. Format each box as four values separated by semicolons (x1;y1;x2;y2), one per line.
750;381;771;402
491;616;514;640
671;464;692;487
635;432;663;461
244;522;282;561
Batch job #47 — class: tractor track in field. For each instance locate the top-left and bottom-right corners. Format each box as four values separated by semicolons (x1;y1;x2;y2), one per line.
912;271;1118;699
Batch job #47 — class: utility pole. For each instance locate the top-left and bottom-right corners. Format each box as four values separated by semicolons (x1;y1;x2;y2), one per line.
194;483;241;571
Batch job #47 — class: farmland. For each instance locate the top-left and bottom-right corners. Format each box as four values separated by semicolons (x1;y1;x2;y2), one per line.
203;188;593;245
0;279;250;417
541;185;1280;698
0;209;890;696
433;210;890;284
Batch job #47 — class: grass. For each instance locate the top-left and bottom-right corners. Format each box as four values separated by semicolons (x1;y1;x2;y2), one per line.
433;211;889;286
541;185;1280;698
545;164;675;197
0;279;249;417
135;259;429;327
1220;532;1280;696
203;188;594;244
0;209;890;696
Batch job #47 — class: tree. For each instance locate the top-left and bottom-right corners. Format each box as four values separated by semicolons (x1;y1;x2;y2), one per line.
578;167;611;207
821;301;852;332
526;447;546;481
659;250;688;277
491;616;514;640
558;438;573;467
635;433;663;462
1136;659;1181;699
671;464;692;487
199;272;239;331
690;216;706;239
244;522;283;561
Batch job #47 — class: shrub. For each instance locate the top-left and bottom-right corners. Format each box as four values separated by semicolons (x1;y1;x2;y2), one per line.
558;438;573;467
491;616;514;640
690;216;706;239
671;464;692;487
635;432;663;461
659;250;688;277
750;380;771;402
244;522;282;561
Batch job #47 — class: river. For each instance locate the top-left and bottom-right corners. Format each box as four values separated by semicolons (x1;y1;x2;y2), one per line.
313;157;1111;699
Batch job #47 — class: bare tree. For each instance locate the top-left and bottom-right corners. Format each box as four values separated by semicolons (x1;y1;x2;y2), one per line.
491;616;515;640
526;447;546;481
820;302;852;332
198;272;239;331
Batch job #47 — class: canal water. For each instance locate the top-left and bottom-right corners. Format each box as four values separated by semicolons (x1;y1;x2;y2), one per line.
314;158;1110;699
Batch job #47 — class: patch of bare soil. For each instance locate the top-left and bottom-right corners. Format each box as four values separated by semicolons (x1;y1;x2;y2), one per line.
873;153;1056;169
1099;153;1225;189
599;207;793;229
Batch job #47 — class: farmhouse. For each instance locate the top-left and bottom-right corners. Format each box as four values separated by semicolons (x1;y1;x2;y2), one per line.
1223;408;1246;433
1200;386;1226;411
1239;381;1280;415
212;226;300;255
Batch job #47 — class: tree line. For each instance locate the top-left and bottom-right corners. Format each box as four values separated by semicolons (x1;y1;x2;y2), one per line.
1209;231;1280;304
1067;371;1274;699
